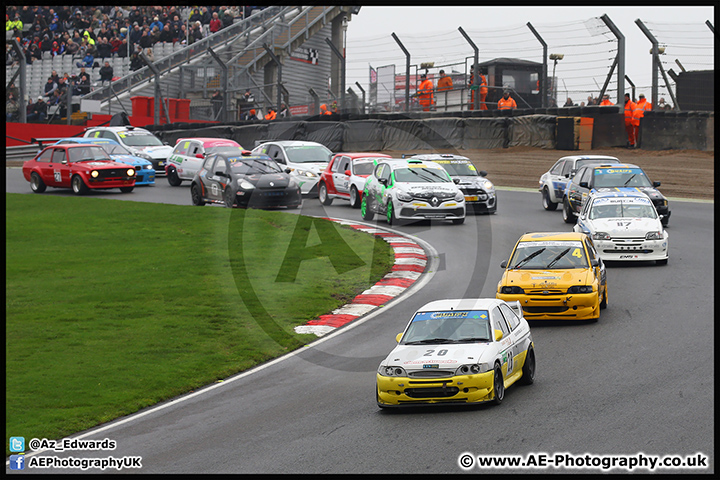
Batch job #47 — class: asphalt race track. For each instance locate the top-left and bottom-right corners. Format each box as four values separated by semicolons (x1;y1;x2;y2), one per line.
6;168;714;474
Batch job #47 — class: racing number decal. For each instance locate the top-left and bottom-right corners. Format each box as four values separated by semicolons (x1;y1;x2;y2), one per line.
572;248;583;258
54;171;62;182
423;349;448;356
505;347;514;374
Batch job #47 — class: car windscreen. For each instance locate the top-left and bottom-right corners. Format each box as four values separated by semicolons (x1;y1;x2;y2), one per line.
229;158;283;175
593;167;652;188
590;198;657;219
434;161;479;176
401;310;491;344
207;146;244;156
285;145;332;163
509;240;589;270
117;131;164;147
393;167;451;183
352;161;376;175
68;146;112;162
100;143;131;156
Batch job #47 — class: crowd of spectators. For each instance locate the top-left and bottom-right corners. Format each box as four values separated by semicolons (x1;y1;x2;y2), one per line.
6;6;266;69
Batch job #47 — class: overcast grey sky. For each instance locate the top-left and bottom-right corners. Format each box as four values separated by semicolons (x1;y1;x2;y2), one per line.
344;6;714;102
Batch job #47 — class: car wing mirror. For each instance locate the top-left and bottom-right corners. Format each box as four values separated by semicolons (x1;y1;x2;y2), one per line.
591;258;599;267
579;181;589;188
285;168;292;174
395;333;403;343
214;171;227;177
494;329;503;341
344;169;351;176
453;178;460;184
653;181;661;187
479;170;488;177
500;260;508;268
195;153;204;159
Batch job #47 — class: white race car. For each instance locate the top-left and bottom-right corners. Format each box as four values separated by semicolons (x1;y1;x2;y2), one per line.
361;158;466;225
376;298;535;408
573;191;668;265
538;155;619;211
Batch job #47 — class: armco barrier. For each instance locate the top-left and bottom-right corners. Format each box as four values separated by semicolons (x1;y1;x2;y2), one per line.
149;110;713;153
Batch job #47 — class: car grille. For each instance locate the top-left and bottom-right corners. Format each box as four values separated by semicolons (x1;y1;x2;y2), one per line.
523;306;570;313
400;207;465;218
460;187;487;197
89;169;134;181
408;370;455;378
525;289;565;295
410;191;456;201
603;248;655;254
404;386;460;398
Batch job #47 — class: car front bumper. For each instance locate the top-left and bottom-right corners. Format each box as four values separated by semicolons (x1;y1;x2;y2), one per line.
594;238;668;262
133;171;156;185
396;200;465;221
497;291;600;320
376;370;495;407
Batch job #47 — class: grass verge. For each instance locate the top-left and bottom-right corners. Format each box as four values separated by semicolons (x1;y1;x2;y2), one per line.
5;193;395;454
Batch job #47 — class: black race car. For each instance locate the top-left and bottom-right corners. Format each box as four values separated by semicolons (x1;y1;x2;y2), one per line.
190;152;302;209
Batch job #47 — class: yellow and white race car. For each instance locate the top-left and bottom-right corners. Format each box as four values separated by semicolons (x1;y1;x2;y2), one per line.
496;232;608;321
376;298;535;408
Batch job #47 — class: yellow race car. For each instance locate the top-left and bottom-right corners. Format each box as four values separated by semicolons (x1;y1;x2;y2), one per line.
496;232;608;321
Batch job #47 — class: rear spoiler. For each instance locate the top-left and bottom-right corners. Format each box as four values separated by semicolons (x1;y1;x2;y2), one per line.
508;301;524;319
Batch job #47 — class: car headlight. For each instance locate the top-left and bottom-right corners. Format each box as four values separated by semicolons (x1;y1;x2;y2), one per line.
395;190;413;202
567;285;593;294
645;231;663;240
592;231;611;240
454;191;465;202
455;364;483;375
295;169;317;178
378;365;407;377
91;170;99;178
239;180;255;190
135;152;152;160
482;179;494;191
127;169;135;176
500;285;525;294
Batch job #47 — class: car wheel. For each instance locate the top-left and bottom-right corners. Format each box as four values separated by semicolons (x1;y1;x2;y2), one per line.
119;186;134;193
542;187;558;211
600;286;608;309
190;183;205;206
318;182;333;205
361;195;374;221
71;175;89;195
30;172;46;193
562;197;576;224
520;345;536;385
492;363;505;405
386;201;399;225
349;186;360;208
223;187;236;208
167;168;182;186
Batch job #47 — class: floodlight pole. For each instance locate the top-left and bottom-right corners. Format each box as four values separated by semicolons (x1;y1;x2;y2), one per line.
526;23;548;108
325;37;346;113
635;19;659;110
355;82;366;114
600;14;625;104
458;27;480;110
391;33;410;112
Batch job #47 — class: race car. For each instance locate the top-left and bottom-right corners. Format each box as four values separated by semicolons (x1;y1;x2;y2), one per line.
376;298;535;408
406;153;497;214
53;137;155;186
318;153;392;208
562;163;670;227
165;137;245;186
361;158;466;225
83;126;173;175
23;143;136;195
573;191;669;265
538;155;619;211
190;151;301;209
496;232;608;321
251;140;332;197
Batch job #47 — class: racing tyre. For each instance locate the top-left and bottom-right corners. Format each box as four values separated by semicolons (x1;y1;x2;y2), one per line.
119;186;134;193
167;168;182;186
542;187;558;211
562;197;576;224
190;183;205;206
30;172;46;193
386;201;398;225
361;195;374;221
71;175;89;195
318;182;333;205
492;364;505;405
349;186;360;208
520;346;536;385
223;187;236;208
600;287;608;309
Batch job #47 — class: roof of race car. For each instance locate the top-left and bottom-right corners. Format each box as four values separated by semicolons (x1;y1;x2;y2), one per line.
517;231;589;243
558;155;620;162
382;159;447;170
585;162;641;171
332;152;392;160
413;298;506;314
175;137;241;147
406;153;472;162
55;137;121;145
85;126;152;133
257;140;328;148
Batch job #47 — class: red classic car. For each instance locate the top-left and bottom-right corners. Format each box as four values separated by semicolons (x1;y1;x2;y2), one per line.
23;144;137;195
317;153;392;208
